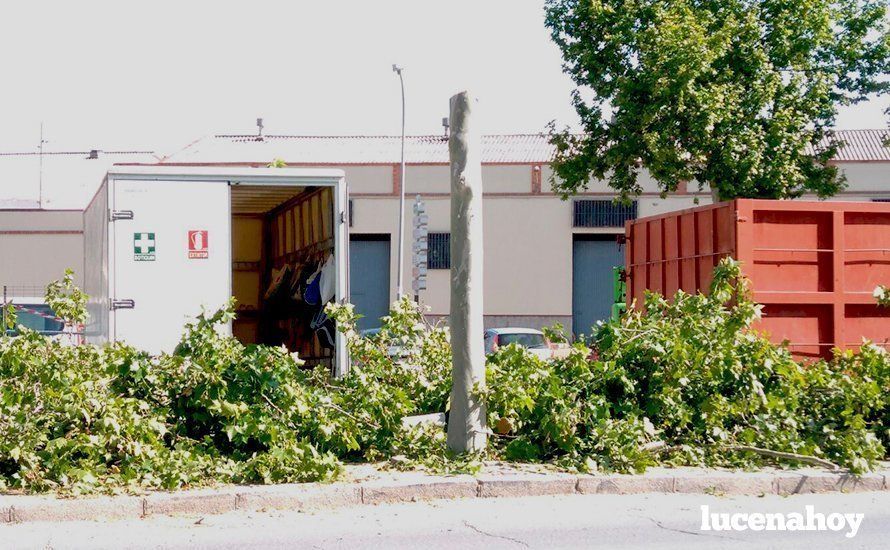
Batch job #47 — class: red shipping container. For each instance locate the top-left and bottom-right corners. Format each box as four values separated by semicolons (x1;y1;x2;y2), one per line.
625;199;890;359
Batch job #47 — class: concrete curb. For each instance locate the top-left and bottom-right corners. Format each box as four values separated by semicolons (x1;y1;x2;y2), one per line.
0;468;886;524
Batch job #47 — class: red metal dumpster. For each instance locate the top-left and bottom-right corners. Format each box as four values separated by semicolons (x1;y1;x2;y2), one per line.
625;199;890;359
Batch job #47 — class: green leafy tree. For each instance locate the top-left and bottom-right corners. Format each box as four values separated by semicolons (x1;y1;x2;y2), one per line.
1;302;16;332
876;285;890;307
544;0;889;201
45;269;88;325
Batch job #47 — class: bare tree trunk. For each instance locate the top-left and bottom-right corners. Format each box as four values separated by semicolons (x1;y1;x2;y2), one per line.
446;91;488;453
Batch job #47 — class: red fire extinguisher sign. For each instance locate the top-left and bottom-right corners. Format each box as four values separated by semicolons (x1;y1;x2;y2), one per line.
188;230;209;259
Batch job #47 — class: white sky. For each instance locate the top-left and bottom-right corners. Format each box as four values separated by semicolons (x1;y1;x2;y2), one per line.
1;0;887;156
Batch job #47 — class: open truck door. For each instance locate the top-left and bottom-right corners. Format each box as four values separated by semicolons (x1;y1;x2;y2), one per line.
110;179;231;354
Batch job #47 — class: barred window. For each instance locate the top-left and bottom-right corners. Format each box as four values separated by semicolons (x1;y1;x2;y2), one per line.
427;233;451;269
573;200;637;227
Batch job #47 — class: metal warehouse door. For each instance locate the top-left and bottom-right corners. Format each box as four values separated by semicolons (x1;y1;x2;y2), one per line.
572;236;624;340
349;236;391;331
111;179;231;354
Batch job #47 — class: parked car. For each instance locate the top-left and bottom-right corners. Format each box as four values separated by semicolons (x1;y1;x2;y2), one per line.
360;328;408;359
484;328;552;360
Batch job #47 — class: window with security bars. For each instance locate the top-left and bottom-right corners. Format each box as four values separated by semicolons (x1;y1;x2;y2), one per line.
427;233;451;269
573;200;638;227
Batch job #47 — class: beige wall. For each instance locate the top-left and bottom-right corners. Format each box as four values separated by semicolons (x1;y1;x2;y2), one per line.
404;165;450;194
836;163;890;196
541;165;666;194
481;165;533;193
350;173;706;331
341;165;393;194
352;161;890;331
2;159;887;331
0;210;84;296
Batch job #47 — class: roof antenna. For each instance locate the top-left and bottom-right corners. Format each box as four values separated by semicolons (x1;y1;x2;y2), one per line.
442;117;450;138
38;122;48;209
256;117;264;141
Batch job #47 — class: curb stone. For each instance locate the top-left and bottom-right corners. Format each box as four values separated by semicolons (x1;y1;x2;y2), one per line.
9;495;143;523
673;471;776;496
236;484;361;512
774;471;886;495
0;497;13;524
360;473;478;505
0;468;886;524
476;473;578;498
578;474;675;495
143;488;238;517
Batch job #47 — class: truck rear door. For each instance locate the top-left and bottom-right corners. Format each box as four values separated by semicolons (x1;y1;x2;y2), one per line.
111;178;231;354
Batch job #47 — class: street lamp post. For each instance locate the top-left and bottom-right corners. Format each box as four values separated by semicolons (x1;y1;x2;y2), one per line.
392;64;406;298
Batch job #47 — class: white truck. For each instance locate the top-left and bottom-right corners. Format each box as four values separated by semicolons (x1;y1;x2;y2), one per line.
83;166;349;376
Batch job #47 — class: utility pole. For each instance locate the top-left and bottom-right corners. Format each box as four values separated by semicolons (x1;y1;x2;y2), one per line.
392;64;407;298
446;91;487;453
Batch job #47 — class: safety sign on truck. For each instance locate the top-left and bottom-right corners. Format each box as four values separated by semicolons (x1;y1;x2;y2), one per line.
188;230;209;259
134;232;156;261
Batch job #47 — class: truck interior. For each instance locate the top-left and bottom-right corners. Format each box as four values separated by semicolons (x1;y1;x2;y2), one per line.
230;184;338;370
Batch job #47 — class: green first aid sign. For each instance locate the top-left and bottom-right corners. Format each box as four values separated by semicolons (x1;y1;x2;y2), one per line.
134;232;156;261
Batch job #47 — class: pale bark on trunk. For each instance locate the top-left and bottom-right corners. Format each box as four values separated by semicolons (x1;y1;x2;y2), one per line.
446;91;488;453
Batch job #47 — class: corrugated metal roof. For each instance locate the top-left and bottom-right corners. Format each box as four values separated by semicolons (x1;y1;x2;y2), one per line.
162;134;555;164
161;130;889;165
822;129;890;162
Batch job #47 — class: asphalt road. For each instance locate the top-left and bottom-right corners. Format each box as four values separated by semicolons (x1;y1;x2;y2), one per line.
2;492;889;549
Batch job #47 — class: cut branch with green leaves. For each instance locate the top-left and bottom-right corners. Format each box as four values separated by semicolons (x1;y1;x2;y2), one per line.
875;285;890;308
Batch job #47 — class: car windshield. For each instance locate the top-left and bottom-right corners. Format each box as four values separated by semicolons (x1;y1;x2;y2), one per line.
497;333;547;349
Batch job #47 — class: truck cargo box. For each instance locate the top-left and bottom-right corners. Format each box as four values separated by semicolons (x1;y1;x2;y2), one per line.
83;166;349;375
625;199;890;359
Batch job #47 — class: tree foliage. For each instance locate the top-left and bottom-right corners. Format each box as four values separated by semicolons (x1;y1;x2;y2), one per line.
482;258;888;473
0;270;887;494
44;268;89;325
876;285;890;307
0;287;454;494
544;0;890;200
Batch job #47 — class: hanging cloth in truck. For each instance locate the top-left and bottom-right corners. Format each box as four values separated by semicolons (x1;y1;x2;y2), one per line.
319;253;336;304
310;306;336;351
290;261;317;301
303;267;323;305
264;264;292;300
287;261;305;301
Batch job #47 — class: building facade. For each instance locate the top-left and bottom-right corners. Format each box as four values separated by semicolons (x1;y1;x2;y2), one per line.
153;130;890;336
1;131;888;337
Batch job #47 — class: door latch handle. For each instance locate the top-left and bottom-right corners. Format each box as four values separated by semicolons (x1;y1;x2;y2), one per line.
110;299;135;310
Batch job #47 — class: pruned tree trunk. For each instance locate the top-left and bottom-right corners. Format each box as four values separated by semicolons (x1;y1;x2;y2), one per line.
446;91;488;453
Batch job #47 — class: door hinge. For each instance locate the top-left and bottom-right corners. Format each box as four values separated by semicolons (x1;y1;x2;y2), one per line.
110;299;135;310
110;209;134;221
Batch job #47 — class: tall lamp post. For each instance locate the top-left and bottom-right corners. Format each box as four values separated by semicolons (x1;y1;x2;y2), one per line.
392;64;406;298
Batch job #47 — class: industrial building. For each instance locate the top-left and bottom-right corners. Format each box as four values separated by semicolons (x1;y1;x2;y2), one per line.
2;130;889;338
